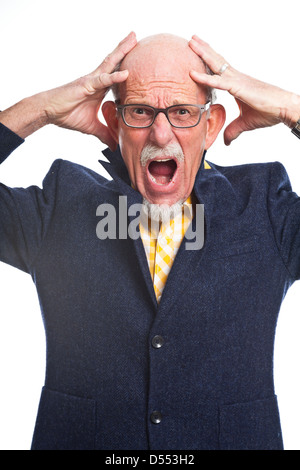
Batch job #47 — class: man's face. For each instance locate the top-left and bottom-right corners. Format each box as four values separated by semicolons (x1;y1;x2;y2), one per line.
106;35;224;206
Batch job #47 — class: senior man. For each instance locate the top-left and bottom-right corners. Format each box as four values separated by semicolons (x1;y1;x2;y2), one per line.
1;32;300;450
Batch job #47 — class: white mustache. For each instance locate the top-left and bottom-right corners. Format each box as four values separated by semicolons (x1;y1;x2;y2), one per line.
140;143;184;167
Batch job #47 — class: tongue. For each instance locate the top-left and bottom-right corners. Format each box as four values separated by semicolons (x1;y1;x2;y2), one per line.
150;161;174;176
149;160;176;185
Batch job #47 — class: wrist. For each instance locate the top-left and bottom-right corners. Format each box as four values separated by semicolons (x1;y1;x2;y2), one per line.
20;94;50;136
280;92;300;129
0;94;49;139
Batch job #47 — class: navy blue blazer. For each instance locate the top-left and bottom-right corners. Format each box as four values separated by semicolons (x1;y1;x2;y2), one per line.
1;122;299;450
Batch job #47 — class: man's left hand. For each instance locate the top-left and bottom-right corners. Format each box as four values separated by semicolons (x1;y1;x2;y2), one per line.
189;35;300;145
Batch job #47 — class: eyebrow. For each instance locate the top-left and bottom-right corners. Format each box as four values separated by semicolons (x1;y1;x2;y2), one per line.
124;99;195;107
172;99;186;106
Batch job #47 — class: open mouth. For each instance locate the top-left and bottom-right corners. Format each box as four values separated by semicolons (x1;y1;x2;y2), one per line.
147;158;177;185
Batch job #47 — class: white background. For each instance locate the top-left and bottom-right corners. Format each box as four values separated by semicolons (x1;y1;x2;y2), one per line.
0;0;300;450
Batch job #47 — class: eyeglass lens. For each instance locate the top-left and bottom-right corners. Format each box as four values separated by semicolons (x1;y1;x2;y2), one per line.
123;105;202;128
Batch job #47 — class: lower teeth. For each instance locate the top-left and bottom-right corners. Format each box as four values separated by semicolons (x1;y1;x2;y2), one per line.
150;174;172;185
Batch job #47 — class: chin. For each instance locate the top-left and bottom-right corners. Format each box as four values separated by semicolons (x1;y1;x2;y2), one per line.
142;197;184;223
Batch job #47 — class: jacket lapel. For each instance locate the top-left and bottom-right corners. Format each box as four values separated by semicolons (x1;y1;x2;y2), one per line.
156;158;239;313
99;148;158;308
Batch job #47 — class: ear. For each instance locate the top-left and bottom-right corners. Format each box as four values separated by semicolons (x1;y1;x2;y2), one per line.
101;101;119;150
204;104;226;150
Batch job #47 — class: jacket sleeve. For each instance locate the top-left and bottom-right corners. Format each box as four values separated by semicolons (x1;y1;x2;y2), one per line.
0;122;24;163
267;161;300;281
0;122;59;274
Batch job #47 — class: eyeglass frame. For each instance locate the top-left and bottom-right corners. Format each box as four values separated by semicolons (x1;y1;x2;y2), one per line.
116;102;211;129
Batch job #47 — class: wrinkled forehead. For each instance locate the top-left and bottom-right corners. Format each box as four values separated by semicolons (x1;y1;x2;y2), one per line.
119;34;208;102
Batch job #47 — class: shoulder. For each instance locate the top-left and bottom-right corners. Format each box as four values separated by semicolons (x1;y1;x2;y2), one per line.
42;158;115;192
208;160;292;192
210;160;285;178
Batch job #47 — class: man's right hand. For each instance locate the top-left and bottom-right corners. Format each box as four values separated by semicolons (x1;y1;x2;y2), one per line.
0;32;137;147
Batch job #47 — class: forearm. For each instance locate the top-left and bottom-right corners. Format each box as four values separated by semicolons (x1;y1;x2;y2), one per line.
0;93;49;139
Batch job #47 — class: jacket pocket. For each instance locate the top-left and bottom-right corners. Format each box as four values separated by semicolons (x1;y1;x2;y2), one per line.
208;237;260;260
31;387;96;450
218;395;283;450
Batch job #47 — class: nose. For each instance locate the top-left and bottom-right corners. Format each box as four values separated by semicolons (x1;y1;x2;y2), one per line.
148;111;174;148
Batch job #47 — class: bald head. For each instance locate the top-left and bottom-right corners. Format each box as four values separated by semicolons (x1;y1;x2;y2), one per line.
121;33;206;72
112;33;215;104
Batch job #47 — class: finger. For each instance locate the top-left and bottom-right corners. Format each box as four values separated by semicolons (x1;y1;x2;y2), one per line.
94;32;137;75
90;69;129;91
190;70;231;92
189;37;230;76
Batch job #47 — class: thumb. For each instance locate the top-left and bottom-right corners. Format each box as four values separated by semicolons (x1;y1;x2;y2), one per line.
92;120;118;150
223;116;245;146
223;98;246;146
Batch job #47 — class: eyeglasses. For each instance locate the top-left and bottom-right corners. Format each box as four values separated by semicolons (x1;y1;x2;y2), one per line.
116;103;211;129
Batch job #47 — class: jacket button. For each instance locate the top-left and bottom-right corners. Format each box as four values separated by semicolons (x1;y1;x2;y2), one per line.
150;411;162;424
151;335;164;349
